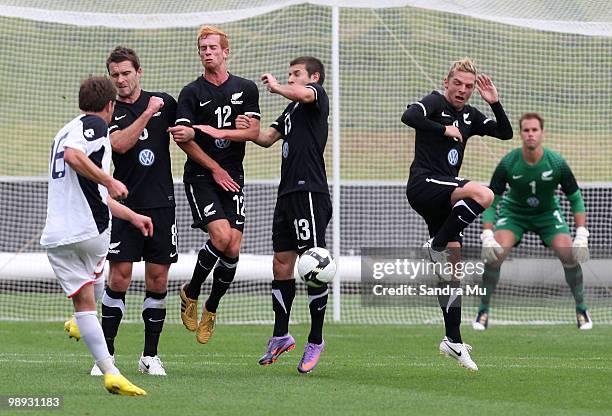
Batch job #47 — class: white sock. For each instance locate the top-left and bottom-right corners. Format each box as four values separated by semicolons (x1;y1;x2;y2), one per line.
93;278;105;303
74;311;120;375
96;357;119;375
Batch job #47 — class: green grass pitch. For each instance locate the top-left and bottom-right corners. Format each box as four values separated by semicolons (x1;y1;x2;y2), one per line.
1;322;611;415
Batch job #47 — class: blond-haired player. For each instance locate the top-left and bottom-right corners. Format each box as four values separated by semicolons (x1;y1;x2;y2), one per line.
401;58;513;371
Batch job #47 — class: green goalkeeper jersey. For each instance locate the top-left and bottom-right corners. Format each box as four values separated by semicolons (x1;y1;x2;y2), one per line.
483;147;581;220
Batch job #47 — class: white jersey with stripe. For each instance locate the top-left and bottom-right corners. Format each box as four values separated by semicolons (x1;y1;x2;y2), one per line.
41;114;111;248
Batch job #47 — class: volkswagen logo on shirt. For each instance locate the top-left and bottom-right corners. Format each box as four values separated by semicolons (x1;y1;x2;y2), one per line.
447;149;459;166
215;139;230;149
139;149;155;166
282;142;289;158
527;196;540;207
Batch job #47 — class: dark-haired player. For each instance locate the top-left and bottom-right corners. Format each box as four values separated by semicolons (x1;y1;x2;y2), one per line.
236;56;331;374
42;75;151;395
90;46;177;376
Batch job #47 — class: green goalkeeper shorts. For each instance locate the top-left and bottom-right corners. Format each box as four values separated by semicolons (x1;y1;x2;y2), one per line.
494;208;570;247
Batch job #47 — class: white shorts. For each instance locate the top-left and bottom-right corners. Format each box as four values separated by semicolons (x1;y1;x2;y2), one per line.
46;229;110;298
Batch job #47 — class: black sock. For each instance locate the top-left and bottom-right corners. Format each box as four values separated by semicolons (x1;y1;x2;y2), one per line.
101;287;126;356
205;255;238;313
272;279;296;337
438;280;462;343
186;240;222;299
433;198;485;248
307;284;328;345
142;290;167;357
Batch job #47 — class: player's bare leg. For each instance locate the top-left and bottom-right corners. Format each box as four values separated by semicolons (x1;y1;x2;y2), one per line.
450;181;493;207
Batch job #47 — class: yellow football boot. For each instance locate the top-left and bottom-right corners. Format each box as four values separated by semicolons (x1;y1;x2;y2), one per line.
104;374;147;396
64;317;81;341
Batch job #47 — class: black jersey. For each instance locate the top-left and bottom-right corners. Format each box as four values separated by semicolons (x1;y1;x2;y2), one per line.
175;74;261;184
271;83;329;197
109;91;176;209
402;90;512;179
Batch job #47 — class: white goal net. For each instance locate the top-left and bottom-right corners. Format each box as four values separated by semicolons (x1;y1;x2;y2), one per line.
1;0;611;324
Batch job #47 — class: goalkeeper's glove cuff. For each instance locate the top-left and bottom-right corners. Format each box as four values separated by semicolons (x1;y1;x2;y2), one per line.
572;227;590;264
481;229;495;241
481;229;502;264
576;226;589;239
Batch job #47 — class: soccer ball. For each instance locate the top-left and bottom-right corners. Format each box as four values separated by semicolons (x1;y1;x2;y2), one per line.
297;247;336;288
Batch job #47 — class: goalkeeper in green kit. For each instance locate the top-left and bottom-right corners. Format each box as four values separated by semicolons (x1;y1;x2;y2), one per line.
474;112;592;330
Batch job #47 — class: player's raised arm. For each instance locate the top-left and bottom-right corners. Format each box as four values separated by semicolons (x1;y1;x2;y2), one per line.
110;96;164;153
401;95;444;133
191;115;261;143
401;95;463;142
254;128;282;148
234;114;281;148
261;72;316;103
473;74;513;140
63;147;128;200
106;52;167;153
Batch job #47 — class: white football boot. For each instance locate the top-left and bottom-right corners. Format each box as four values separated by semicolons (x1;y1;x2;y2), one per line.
138;355;167;376
439;337;478;372
472;310;489;331
576;310;593;330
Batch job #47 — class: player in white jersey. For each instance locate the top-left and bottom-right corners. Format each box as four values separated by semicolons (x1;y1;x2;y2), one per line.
41;76;152;396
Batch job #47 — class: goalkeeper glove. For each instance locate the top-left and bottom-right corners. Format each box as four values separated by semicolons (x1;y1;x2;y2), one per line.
481;229;503;264
572;226;590;263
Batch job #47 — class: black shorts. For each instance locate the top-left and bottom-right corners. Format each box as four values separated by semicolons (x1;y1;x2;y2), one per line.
107;206;178;264
273;192;332;254
406;175;469;242
185;182;245;233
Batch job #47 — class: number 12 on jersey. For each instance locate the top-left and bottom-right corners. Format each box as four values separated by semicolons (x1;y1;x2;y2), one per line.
215;106;232;128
